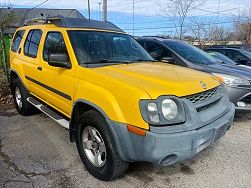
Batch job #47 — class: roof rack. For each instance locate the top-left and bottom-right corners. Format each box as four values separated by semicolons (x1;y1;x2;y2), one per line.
24;15;125;33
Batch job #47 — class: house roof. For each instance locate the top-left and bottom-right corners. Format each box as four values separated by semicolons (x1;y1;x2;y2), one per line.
0;8;85;34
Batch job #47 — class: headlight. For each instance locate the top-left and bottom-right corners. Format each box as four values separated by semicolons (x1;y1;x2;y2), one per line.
212;73;250;86
161;99;178;120
139;96;185;126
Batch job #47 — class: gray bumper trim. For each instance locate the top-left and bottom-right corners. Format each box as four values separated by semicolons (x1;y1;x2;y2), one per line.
108;103;235;165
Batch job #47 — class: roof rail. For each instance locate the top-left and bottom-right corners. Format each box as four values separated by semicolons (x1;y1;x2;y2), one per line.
24;15;62;26
24;15;125;33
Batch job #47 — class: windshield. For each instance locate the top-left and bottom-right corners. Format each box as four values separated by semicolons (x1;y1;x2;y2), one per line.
241;50;251;59
207;51;236;65
164;41;219;64
68;31;153;66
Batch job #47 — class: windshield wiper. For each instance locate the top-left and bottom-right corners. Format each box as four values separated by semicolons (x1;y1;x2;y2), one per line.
132;59;157;62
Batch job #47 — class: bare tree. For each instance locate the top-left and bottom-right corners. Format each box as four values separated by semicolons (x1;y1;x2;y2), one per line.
0;3;17;82
211;26;231;45
160;0;206;39
233;4;251;45
190;17;216;48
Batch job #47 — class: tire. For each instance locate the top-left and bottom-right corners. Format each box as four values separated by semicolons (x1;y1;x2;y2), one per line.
11;78;37;116
76;110;129;181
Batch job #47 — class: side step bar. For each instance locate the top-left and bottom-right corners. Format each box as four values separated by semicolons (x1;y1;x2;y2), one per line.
27;97;69;129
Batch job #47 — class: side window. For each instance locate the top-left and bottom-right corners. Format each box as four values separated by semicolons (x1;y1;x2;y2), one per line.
43;32;68;62
24;29;42;58
11;30;25;52
145;41;172;58
225;50;248;61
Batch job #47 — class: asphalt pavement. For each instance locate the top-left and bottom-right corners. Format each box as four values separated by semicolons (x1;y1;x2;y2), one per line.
0;108;250;188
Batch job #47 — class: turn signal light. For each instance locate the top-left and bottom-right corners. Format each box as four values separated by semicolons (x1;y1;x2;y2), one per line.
127;124;147;136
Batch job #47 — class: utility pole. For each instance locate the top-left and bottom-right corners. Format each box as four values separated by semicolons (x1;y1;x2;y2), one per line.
133;0;135;36
97;1;102;21
88;0;91;19
103;0;107;21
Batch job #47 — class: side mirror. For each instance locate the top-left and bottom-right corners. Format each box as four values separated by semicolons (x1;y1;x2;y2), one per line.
149;52;161;61
48;53;71;69
161;57;175;64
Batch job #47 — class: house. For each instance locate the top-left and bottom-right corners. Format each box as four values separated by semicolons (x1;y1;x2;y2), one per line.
0;8;85;35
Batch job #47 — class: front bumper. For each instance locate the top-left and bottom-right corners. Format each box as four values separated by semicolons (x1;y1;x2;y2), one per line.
108;103;235;166
225;85;251;111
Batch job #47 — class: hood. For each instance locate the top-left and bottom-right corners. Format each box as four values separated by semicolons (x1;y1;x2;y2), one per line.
93;62;220;99
206;63;251;79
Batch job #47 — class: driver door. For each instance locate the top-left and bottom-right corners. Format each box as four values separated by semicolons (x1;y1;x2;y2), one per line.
40;30;75;116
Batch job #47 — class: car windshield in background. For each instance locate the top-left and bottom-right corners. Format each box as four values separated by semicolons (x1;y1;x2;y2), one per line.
68;31;153;66
207;51;237;65
164;41;219;65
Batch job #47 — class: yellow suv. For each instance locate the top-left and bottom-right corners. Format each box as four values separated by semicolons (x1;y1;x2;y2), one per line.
9;16;235;181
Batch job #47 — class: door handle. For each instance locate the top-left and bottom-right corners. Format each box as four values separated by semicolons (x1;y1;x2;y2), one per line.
37;67;42;71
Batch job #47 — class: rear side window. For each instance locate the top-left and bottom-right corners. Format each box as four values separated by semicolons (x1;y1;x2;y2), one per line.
11;30;25;52
24;29;42;58
145;41;173;58
224;50;248;61
43;32;67;62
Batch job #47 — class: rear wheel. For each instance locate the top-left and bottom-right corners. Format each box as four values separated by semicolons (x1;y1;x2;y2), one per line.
11;78;37;115
76;110;129;181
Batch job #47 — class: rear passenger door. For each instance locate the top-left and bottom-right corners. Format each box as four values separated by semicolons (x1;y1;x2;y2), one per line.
20;29;45;94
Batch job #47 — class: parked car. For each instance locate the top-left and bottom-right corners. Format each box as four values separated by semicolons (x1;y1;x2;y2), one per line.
207;51;251;71
9;16;235;181
208;45;251;52
204;48;251;66
136;37;251;111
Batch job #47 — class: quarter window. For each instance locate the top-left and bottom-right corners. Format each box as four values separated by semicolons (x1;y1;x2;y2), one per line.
43;32;68;62
24;29;42;58
11;30;25;52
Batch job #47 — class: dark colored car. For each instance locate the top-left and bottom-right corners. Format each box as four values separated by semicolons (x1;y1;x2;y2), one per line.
204;48;251;66
136;37;251;111
207;51;251;71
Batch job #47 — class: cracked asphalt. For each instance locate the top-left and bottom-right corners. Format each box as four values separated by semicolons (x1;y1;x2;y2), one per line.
0;108;250;188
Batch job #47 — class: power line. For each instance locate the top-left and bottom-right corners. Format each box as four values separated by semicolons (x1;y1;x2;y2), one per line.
109;1;245;22
122;19;249;31
18;0;52;13
112;6;241;24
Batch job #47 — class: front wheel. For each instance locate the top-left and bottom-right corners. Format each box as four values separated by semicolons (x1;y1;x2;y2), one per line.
76;110;129;181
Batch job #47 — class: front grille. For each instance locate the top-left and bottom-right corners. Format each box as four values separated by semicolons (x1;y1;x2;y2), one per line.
186;87;219;104
197;99;221;112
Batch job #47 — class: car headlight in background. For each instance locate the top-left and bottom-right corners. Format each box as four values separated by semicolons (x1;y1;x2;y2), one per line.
212;73;250;86
140;96;185;126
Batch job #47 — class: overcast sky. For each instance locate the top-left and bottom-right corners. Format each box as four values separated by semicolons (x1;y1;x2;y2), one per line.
3;0;250;36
